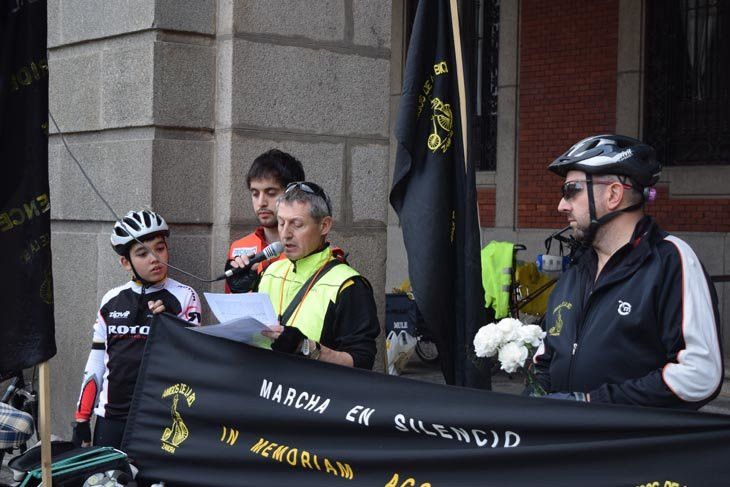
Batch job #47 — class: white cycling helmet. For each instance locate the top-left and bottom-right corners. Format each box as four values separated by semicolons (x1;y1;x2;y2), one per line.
111;210;169;256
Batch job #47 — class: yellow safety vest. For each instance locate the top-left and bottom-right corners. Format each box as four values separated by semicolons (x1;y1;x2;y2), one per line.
481;241;514;319
258;247;360;342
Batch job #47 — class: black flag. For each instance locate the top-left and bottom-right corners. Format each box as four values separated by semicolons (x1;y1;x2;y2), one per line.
389;0;487;387
123;314;730;487
0;1;55;377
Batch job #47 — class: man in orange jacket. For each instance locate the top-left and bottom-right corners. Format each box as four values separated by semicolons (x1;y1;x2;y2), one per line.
225;149;305;293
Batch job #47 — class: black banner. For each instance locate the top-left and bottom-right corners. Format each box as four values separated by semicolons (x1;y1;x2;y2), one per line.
0;0;55;377
124;314;730;487
389;0;486;387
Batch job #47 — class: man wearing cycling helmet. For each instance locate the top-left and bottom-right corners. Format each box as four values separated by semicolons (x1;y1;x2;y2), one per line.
532;135;723;409
72;210;201;449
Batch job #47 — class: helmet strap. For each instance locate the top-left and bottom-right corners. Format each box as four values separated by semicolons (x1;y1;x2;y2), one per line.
127;257;154;288
584;174;599;244
583;174;644;245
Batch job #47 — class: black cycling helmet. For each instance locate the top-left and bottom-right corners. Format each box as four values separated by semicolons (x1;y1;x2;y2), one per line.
548;134;661;188
548;135;661;246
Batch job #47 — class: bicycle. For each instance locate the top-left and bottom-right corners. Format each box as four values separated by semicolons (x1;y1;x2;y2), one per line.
410;305;439;365
0;368;39;479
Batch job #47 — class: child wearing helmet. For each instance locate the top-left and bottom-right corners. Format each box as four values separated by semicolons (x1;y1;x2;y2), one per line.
72;210;201;449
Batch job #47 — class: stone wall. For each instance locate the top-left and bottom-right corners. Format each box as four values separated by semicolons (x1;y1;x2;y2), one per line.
48;0;391;437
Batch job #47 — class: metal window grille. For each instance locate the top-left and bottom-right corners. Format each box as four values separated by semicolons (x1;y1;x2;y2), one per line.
463;0;500;172
644;0;730;166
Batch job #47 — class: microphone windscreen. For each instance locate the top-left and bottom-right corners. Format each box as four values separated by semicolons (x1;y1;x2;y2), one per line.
265;241;284;259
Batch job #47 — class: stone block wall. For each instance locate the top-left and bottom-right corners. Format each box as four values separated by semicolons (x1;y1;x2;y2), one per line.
49;0;391;437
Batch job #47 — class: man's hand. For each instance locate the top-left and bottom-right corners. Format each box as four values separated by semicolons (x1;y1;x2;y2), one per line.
544;392;589;402
72;421;92;447
231;254;260;270
148;299;165;314
266;325;307;354
225;258;259;293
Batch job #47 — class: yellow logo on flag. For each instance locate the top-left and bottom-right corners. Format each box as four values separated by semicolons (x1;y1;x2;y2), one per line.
160;383;196;454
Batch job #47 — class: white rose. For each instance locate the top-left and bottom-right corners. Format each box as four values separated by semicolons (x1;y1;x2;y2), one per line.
498;341;529;374
496;317;522;342
473;323;504;357
518;324;546;348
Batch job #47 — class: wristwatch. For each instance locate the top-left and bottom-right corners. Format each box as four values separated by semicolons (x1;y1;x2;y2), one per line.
301;339;321;360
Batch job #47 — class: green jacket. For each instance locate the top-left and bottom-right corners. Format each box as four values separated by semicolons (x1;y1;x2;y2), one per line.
258;246;380;369
481;241;514;319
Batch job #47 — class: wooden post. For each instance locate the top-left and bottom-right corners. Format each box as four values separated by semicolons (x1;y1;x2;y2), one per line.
449;0;483;232
449;0;469;170
39;361;52;486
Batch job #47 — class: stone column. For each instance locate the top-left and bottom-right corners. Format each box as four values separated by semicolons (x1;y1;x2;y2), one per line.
49;0;391;435
615;0;645;138
48;0;216;435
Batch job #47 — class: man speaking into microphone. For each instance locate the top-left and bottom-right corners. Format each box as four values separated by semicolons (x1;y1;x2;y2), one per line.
231;182;380;369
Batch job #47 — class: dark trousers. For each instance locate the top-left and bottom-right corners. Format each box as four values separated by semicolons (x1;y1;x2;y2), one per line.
93;416;126;450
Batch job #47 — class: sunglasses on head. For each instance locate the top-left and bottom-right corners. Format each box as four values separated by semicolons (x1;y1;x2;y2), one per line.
285;181;332;214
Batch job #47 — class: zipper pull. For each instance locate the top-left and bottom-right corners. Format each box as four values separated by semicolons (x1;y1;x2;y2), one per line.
572;342;578;355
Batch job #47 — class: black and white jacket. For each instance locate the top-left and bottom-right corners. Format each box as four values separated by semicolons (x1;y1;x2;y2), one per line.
76;278;201;421
535;216;723;409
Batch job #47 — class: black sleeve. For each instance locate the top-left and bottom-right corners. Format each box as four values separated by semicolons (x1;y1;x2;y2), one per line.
532;338;553;393
320;276;380;369
589;244;723;409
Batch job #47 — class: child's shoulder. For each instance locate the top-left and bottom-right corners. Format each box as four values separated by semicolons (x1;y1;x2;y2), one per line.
163;278;199;300
99;281;135;308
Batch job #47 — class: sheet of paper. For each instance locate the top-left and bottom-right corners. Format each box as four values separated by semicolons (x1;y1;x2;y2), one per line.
190;317;271;348
204;292;277;325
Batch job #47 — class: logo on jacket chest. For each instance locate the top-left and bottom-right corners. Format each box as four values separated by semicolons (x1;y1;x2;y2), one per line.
549;301;572;336
232;246;257;258
108;324;150;337
617;300;632;316
108;310;131;319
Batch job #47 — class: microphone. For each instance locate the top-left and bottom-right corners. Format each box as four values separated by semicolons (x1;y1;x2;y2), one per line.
215;241;284;281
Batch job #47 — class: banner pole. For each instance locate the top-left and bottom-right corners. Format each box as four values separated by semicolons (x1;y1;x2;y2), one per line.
449;0;483;234
449;0;469;169
39;361;53;486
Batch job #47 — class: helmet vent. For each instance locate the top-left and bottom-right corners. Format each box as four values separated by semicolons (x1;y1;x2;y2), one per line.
123;217;141;231
585;139;601;150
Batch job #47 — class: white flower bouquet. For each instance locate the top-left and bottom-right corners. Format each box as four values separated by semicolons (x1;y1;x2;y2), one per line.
473;317;546;395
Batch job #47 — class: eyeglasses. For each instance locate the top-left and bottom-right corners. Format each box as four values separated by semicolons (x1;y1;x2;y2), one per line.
561;180;588;200
285;181;332;214
560;179;633;201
